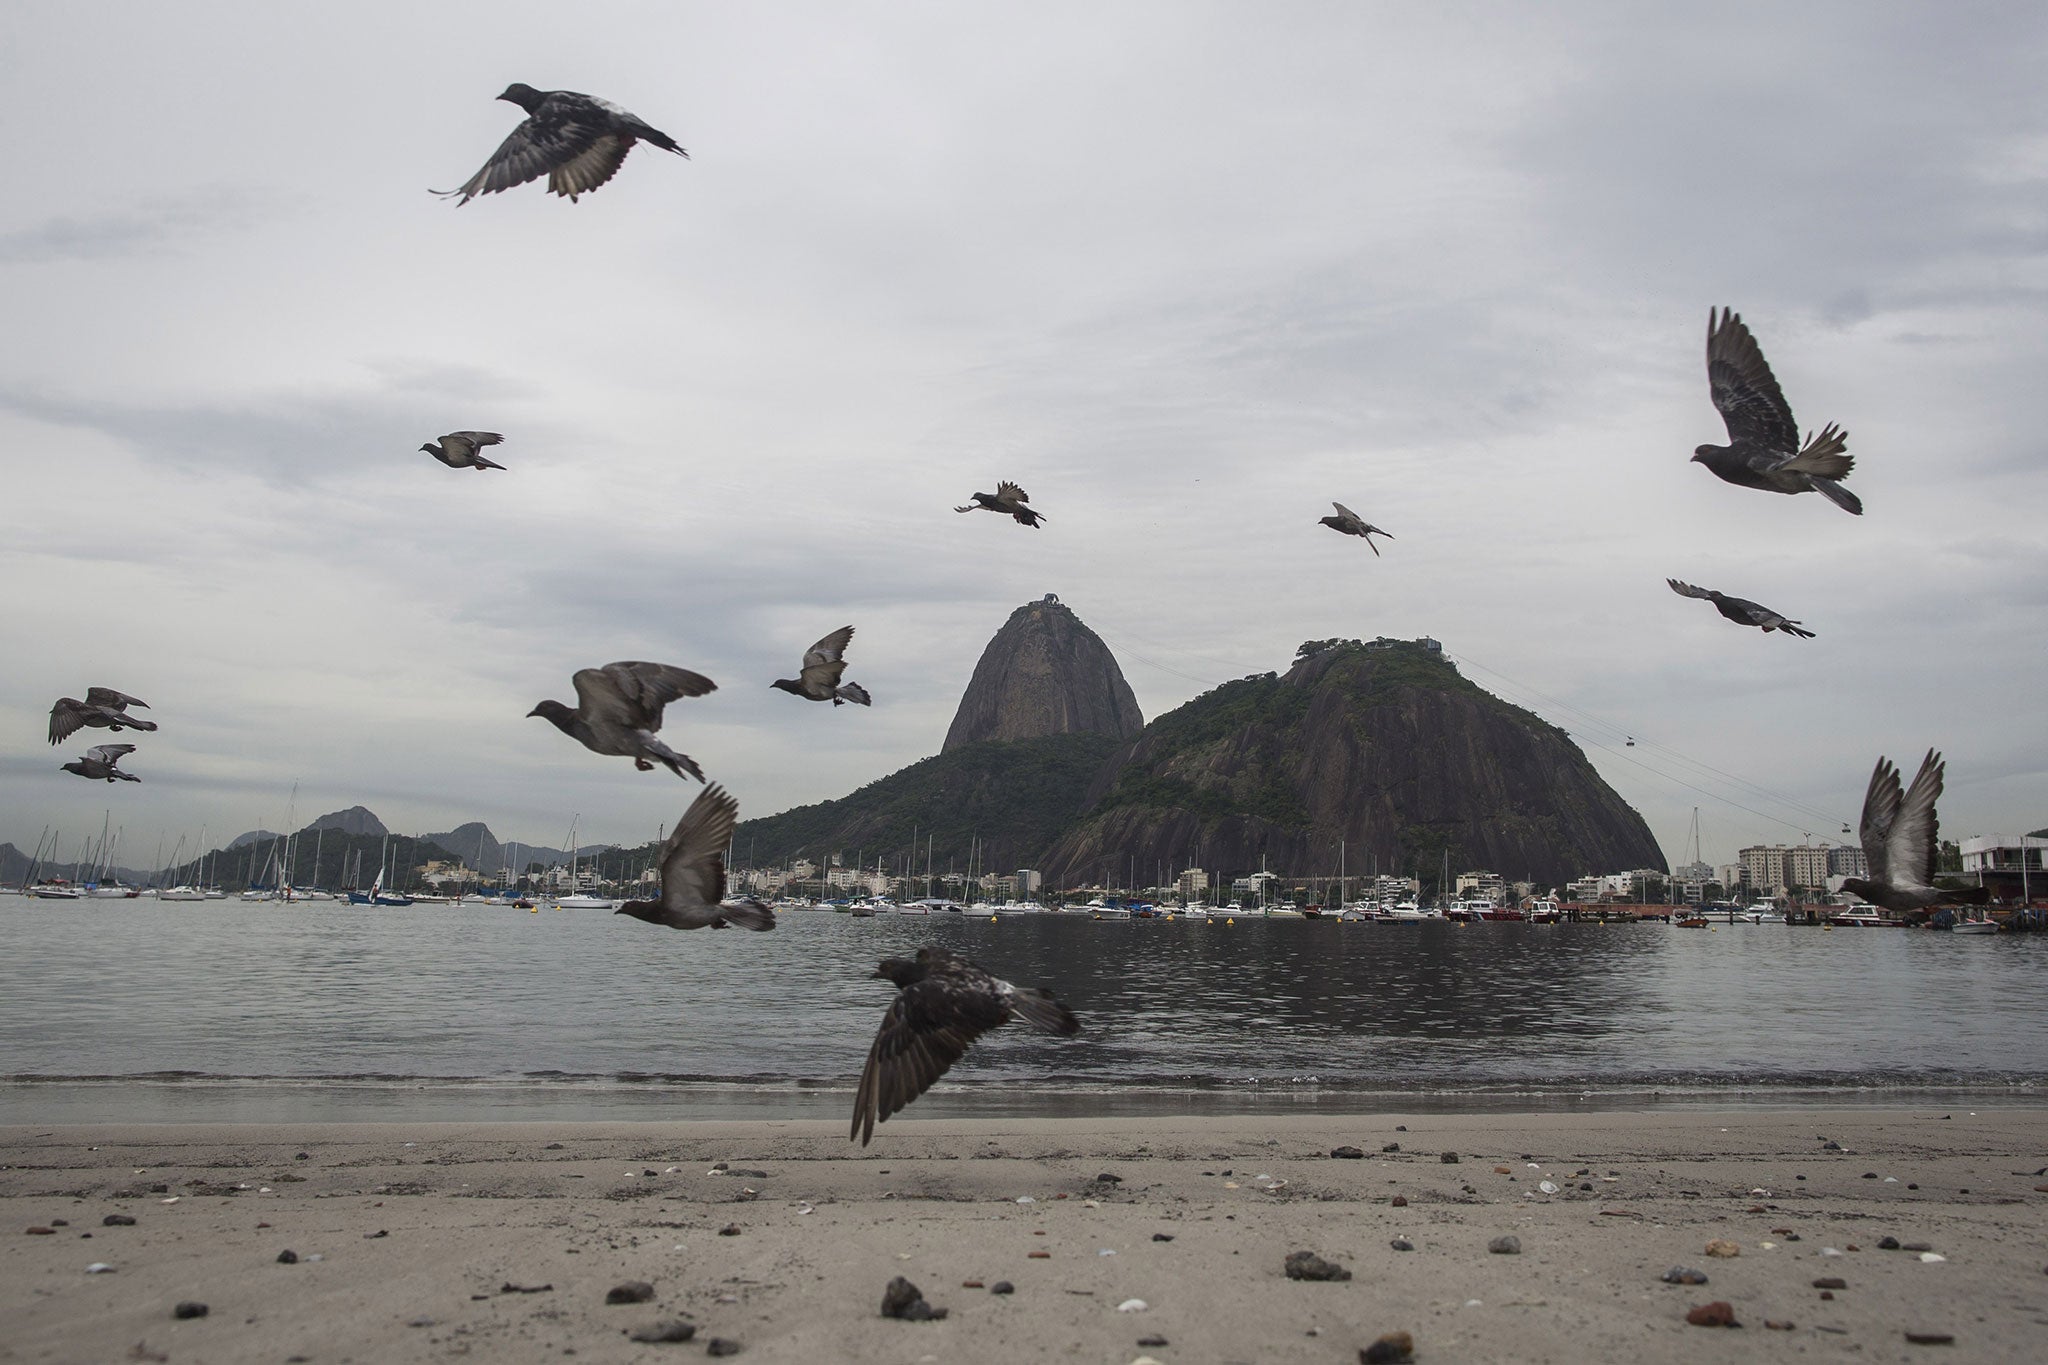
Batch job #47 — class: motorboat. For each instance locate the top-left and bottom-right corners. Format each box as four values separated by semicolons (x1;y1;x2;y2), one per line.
1527;898;1561;923
1825;905;1886;927
156;885;205;901
1951;917;1999;935
555;894;616;909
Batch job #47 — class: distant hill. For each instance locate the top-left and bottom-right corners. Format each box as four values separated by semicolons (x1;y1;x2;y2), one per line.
309;806;388;838
943;595;1143;752
734;732;1121;875
1039;639;1666;888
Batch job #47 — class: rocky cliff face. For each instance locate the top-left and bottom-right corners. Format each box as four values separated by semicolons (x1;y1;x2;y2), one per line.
309;806;388;838
942;595;1144;752
1039;640;1665;887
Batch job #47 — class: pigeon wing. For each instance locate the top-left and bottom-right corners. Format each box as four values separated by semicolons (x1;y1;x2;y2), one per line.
574;662;716;731
1886;750;1946;894
1706;308;1800;453
995;481;1029;504
437;100;614;204
1331;502;1360;523
800;626;855;691
1857;755;1906;888
657;783;739;915
1666;578;1713;601
851;977;1010;1145
84;687;146;711
49;698;88;745
85;744;135;765
547;133;633;200
442;432;503;461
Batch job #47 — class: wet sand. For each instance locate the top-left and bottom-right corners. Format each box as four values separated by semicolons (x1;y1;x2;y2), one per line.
4;1109;2045;1363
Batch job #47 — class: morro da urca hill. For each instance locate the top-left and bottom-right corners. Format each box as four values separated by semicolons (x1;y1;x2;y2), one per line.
942;595;1144;753
1040;639;1665;887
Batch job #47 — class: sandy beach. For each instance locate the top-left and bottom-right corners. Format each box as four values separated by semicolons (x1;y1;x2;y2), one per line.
4;1108;2045;1363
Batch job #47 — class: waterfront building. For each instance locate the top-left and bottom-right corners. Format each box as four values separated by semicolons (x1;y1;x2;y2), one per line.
1178;868;1210;899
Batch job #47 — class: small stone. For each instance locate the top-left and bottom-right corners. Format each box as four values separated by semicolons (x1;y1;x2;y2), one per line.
276;1249;298;1264
628;1321;696;1343
1382;1142;1400;1152
26;1227;54;1236
1904;1331;1955;1345
1095;1173;1122;1183
295;1151;311;1160
990;1281;1014;1294
85;1262;115;1274
961;1280;984;1288
1879;1236;1901;1250
881;1276;946;1321
1704;1239;1741;1258
407;1317;437;1328
1137;1336;1169;1348
1027;1250;1050;1259
1820;1290;1835;1300
717;1224;741;1236
1812;1277;1847;1290
1116;1298;1149;1312
605;1281;655;1305
364;1229;388;1239
1440;1152;1460;1164
1151;1233;1174;1242
149;1183;169;1193
1487;1236;1520;1255
544;1142;564;1150
1284;1250;1351;1281
1822;1140;1842;1150
1360;1330;1416;1363
1390;1238;1414;1252
1661;1267;1708;1285
1395;1125;1407;1131
1862;1171;1879;1179
102;1214;136;1227
1579;1182;1594;1191
1493;1165;1513;1174
1919;1252;1946;1263
1331;1146;1365;1160
1765;1319;1794;1331
1686;1301;1738;1327
1901;1241;1933;1253
705;1340;742;1357
173;1301;209;1320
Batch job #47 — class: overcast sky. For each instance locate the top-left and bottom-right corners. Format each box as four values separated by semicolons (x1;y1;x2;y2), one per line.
3;1;2045;874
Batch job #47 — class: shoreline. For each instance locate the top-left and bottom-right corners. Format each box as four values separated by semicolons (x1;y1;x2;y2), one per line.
5;1108;2044;1362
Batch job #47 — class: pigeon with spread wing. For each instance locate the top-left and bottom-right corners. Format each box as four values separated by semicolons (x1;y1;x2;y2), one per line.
529;661;715;780
1839;750;1989;914
49;688;155;745
1693;307;1861;514
435;84;687;205
1666;578;1814;637
954;481;1045;527
614;784;775;931
771;626;871;706
62;744;140;783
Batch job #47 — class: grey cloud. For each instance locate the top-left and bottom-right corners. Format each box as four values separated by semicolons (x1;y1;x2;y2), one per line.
0;187;295;263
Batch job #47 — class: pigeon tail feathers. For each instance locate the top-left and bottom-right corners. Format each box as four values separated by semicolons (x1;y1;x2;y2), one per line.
718;898;777;931
1008;986;1080;1036
836;682;873;706
1809;476;1863;515
641;735;705;782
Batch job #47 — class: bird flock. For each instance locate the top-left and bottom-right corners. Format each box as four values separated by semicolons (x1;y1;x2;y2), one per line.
35;80;1991;1142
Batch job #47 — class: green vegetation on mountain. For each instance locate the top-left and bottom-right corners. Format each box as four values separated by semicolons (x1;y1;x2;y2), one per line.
734;731;1121;874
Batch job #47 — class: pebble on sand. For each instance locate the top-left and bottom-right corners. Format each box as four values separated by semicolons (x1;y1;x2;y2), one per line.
1812;1277;1847;1290
605;1281;656;1305
1360;1330;1415;1363
1284;1250;1352;1281
1390;1195;1407;1207
173;1302;208;1319
1661;1267;1708;1285
990;1281;1014;1294
1487;1236;1520;1255
1116;1298;1149;1312
627;1321;696;1343
1685;1302;1739;1327
102;1214;136;1227
275;1250;298;1264
1704;1239;1741;1258
1440;1152;1460;1164
85;1262;115;1274
1331;1146;1365;1159
1904;1331;1956;1345
705;1339;742;1357
1390;1238;1414;1252
881;1276;947;1321
1151;1233;1174;1242
1137;1336;1169;1347
26;1227;54;1236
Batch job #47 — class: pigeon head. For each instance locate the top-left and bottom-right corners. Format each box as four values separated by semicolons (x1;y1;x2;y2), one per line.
1838;877;1877;903
527;699;575;731
497;83;547;112
769;678;804;697
1691;445;1719;462
873;956;922;987
419;442;437;454
59;761;83;777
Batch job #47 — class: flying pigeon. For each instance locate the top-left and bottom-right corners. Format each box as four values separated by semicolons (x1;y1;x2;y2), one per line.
851;946;1080;1146
1318;502;1393;555
1666;578;1814;637
62;744;140;783
434;84;687;206
771;626;871;706
528;661;716;781
48;688;155;745
1694;308;1862;514
614;784;775;932
421;431;506;471
1839;750;1990;915
954;481;1045;527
